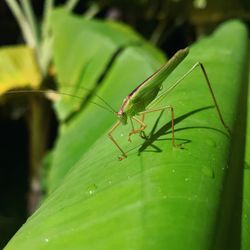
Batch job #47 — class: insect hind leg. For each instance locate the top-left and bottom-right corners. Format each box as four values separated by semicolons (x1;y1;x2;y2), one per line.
151;61;231;136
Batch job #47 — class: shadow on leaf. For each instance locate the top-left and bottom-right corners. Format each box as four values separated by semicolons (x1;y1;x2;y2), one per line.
138;105;228;155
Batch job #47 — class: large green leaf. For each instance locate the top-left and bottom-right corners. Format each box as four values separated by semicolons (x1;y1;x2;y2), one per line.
49;9;165;191
242;52;250;250
5;20;248;250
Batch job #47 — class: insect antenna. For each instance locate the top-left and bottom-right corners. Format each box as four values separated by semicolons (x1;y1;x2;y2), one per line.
92;94;116;113
3;89;115;114
59;86;117;113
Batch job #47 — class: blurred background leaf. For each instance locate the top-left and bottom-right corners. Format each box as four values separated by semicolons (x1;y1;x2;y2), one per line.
0;46;41;93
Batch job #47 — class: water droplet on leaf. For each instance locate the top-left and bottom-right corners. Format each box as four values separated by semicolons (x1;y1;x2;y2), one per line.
86;184;97;195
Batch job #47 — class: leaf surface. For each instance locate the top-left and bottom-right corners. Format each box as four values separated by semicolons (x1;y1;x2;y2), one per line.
5;20;249;250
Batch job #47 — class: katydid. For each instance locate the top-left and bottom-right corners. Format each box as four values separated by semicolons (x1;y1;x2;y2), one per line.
4;48;231;161
108;47;231;160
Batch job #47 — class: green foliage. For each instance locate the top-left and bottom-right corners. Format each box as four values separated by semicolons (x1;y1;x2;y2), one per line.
4;17;249;250
242;57;250;250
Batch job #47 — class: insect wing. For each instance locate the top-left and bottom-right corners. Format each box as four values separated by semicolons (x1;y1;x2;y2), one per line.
131;48;189;104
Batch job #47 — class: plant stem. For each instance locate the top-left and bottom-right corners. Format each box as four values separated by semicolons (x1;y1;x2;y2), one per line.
4;0;36;47
39;0;54;75
42;0;54;39
84;3;100;19
20;0;39;47
28;94;52;213
65;0;80;11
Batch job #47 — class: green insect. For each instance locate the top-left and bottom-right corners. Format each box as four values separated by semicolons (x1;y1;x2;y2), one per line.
4;48;230;161
107;48;230;160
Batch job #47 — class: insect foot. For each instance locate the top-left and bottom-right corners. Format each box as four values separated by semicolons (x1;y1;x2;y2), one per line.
139;131;147;139
128;130;137;142
174;143;185;150
128;130;139;142
118;155;127;161
128;124;147;142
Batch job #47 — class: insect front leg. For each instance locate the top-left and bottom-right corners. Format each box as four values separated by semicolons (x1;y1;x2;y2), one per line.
108;121;127;160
